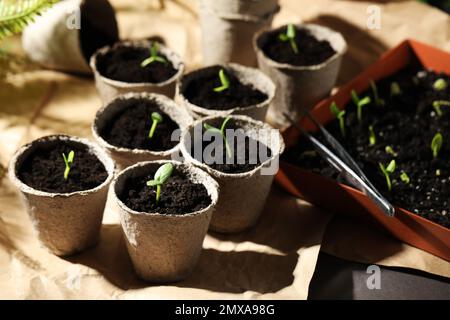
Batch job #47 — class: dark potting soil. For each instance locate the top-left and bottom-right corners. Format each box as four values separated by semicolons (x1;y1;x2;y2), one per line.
18;142;108;193
79;0;119;61
283;64;450;228
96;44;178;83
261;26;336;66
100;98;180;151
189;121;273;174
119;168;211;215
183;66;268;110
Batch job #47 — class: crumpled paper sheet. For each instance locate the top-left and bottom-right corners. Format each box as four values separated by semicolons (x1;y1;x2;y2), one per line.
0;0;449;300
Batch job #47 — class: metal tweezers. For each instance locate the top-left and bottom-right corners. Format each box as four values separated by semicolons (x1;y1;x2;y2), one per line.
283;112;395;217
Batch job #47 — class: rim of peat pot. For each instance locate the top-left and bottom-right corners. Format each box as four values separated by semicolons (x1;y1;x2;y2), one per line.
92;92;193;169
175;63;276;121
276;39;450;261
90;40;185;102
9;134;115;198
253;23;347;71
180;114;285;179
111;160;219;282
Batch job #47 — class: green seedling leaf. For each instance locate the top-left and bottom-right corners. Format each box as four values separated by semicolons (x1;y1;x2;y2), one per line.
278;24;298;54
390;82;401;96
330;101;346;137
203;116;232;158
400;171;410;184
436;169;441;177
369;126;376;146
433;78;447;91
149;112;163;138
213;69;230;92
351;90;371;122
62;150;75;180
140;42;167;67
432;100;450;117
146;163;174;203
385;145;398;157
370;80;385;107
379;159;396;191
431;133;443;159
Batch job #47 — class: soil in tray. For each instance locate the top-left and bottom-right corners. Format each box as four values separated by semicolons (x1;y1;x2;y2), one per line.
261;26;336;66
189;121;273;174
18;142;108;193
183;66;268;110
100;98;180;151
96;44;177;83
283;64;450;228
119;168;211;215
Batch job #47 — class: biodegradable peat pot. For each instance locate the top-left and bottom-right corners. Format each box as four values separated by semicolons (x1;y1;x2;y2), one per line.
90;40;185;103
254;23;347;128
180;115;284;233
199;0;280;66
93;92;193;170
277;40;450;261
8;135;115;256
22;0;118;74
112;160;219;282
176;63;275;122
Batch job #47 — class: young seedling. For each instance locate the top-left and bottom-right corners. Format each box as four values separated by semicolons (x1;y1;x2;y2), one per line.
140;42;167;67
370;80;385;107
390;82;401;96
330;102;346;137
62;150;75;180
204;116;232;158
431;133;443;159
436;169;441;177
351;90;371;122
146;163;174;204
433;78;447;91
379;159;396;191
278;24;299;54
400;171;410;184
213;69;230;93
385;145;398;157
432;100;450;117
369;126;376;146
148;112;163;139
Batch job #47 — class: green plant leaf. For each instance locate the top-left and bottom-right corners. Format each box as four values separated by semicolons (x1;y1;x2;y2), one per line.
286;24;296;39
433;78;447;91
390;82;401;96
0;0;59;41
152;112;163;123
154;163;174;184
431;133;443;158
369;126;376;146
220;116;231;133
400;171;410;184
386;159;396;173
385;146;398;157
146;180;160;187
214;69;229;92
330;101;340;116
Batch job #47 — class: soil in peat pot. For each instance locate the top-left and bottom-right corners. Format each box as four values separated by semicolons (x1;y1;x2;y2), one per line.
261;26;336;66
18;142;108;193
96;44;177;83
183;66;268;110
190;121;273;174
100;98;180;151
119;168;211;215
283;62;450;228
